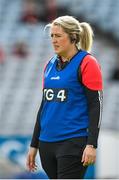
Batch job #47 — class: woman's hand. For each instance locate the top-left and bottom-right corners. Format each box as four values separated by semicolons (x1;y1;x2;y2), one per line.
81;145;96;166
26;147;38;172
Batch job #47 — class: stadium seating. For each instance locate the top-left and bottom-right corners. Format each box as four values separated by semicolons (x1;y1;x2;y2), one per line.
60;0;119;42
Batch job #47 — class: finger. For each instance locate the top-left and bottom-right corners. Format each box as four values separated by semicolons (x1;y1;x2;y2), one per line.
29;162;37;171
83;155;89;166
88;156;96;164
29;159;36;170
26;152;37;171
29;165;35;172
88;157;93;164
30;162;35;169
81;151;85;162
32;164;37;170
83;162;89;166
26;155;31;170
83;158;95;166
90;158;96;164
30;164;38;172
83;160;92;166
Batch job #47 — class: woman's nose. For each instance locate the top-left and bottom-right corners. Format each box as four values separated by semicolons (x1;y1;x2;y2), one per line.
52;36;57;43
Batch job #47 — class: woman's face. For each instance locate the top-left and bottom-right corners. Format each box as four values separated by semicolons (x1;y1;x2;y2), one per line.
50;25;73;56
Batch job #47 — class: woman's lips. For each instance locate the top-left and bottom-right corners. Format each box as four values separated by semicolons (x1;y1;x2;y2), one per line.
54;45;59;49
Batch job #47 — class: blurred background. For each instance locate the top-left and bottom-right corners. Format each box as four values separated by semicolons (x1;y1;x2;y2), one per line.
0;0;119;179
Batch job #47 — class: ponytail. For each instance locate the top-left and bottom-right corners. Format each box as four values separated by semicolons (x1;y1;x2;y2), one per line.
79;22;94;52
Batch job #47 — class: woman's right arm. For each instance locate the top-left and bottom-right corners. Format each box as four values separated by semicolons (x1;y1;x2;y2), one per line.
30;97;44;148
26;60;49;171
26;97;44;171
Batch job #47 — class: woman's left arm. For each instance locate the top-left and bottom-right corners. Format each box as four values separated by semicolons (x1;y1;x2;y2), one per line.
82;87;103;166
84;88;103;148
79;54;103;166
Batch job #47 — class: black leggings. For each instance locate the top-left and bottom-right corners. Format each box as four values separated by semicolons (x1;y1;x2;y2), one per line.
39;137;88;179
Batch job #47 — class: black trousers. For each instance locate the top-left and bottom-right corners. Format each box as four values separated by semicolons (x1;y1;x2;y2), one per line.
39;137;88;179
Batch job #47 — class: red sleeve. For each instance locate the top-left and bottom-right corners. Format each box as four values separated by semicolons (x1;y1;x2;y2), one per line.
81;55;103;90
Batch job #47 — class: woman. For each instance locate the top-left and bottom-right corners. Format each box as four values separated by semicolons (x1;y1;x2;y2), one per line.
26;15;103;179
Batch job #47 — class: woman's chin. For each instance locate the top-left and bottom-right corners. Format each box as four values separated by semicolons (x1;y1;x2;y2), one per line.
54;49;60;54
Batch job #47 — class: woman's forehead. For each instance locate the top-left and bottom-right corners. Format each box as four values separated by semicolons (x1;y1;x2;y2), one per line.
50;25;65;33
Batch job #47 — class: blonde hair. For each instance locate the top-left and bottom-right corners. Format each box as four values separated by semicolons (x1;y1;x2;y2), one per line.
45;15;94;52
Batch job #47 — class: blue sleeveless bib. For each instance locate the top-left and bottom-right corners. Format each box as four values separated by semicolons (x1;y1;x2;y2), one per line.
39;50;89;142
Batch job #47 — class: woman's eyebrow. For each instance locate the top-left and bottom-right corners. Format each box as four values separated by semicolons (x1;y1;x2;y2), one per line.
50;33;62;36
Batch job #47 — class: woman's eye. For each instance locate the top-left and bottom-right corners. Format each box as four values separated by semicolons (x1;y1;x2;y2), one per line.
51;34;62;38
56;35;61;37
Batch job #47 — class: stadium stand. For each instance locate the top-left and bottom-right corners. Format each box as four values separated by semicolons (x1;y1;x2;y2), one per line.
68;0;119;43
0;0;53;136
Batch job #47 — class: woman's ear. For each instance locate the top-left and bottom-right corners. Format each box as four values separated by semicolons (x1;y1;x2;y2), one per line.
70;34;76;43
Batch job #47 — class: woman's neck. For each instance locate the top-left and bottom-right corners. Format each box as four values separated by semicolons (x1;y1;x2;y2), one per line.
60;47;78;62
